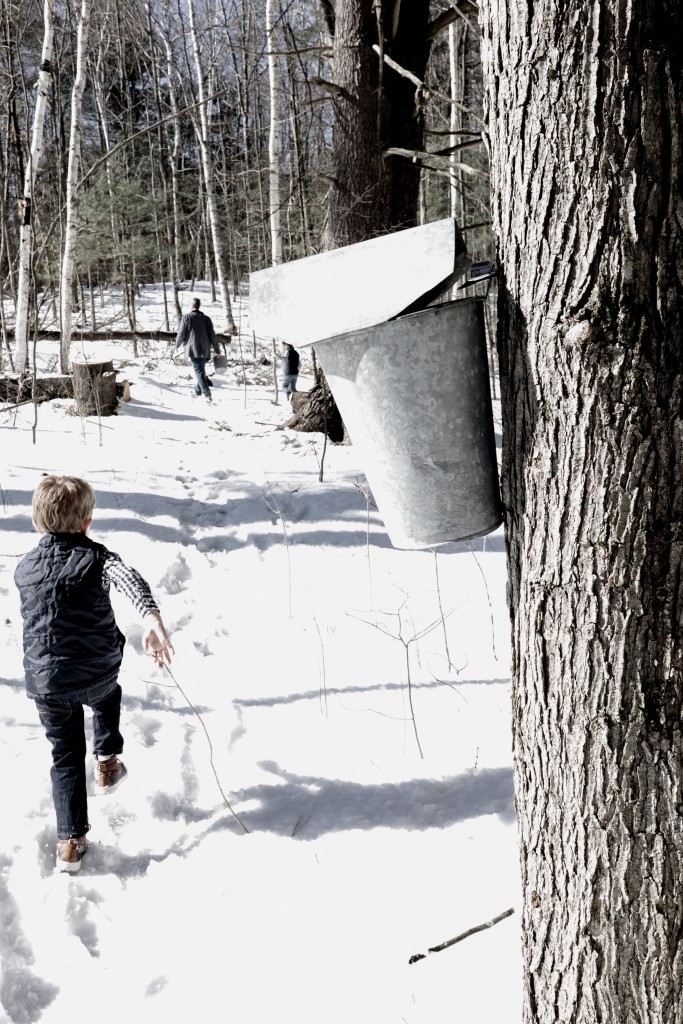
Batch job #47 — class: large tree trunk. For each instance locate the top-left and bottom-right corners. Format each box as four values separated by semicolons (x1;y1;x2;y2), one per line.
312;0;434;439
326;0;431;249
479;2;683;1022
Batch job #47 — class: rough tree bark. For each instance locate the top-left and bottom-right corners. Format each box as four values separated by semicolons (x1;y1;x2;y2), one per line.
478;2;683;1022
325;0;431;249
290;0;440;439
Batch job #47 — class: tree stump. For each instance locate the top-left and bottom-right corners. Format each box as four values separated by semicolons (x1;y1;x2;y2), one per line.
71;360;118;416
280;371;347;443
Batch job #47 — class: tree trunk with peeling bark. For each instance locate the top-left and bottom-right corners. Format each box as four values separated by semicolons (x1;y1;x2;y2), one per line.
265;0;282;266
14;0;56;374
478;2;683;1022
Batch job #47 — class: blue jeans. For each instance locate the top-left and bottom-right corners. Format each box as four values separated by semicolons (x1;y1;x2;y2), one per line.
282;374;298;397
190;356;211;397
34;674;123;839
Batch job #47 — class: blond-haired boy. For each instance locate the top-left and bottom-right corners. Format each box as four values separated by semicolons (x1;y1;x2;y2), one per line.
15;475;174;873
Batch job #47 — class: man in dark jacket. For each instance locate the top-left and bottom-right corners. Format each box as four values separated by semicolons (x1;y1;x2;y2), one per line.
175;297;222;402
14;475;174;872
280;341;300;401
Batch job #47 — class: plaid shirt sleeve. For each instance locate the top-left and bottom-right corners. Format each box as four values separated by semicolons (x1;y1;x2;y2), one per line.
101;551;159;617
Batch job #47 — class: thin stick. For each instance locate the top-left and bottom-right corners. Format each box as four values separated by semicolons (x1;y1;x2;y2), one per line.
433;549;454;671
409;907;515;964
313;615;328;717
467;540;498;660
264;478;292;618
272;338;279;403
162;663;250;834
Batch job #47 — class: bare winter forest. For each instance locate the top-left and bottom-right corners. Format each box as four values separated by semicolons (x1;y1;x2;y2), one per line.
0;0;490;372
3;3;683;1023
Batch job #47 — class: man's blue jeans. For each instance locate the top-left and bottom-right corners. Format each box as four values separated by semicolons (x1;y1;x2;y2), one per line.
34;674;123;839
190;356;211;397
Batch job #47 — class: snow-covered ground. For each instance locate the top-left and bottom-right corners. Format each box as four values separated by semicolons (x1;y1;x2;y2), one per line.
0;284;520;1024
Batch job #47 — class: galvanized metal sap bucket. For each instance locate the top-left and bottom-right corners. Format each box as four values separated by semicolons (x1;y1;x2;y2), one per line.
314;297;501;549
248;218;502;549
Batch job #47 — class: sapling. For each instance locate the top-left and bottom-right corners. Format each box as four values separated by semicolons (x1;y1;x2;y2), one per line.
350;603;450;759
466;539;498;661
433;549;456;672
313;615;328;717
354;477;377;607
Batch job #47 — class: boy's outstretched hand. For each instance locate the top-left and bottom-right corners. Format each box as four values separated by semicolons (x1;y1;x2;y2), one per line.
143;611;175;667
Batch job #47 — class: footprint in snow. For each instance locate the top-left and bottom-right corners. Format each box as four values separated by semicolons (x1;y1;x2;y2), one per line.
158;553;192;594
65;885;101;958
0;852;59;1020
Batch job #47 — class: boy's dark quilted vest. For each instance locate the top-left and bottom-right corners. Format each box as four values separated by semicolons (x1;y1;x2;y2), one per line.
14;534;123;697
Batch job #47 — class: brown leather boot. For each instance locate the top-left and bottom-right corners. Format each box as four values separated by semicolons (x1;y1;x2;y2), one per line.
56;832;89;873
94;754;128;793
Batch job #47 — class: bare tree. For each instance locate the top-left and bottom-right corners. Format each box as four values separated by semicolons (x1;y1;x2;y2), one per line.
59;0;91;372
265;0;282;265
14;0;57;374
186;0;236;333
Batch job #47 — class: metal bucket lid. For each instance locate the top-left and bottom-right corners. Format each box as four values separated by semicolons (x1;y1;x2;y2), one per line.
248;218;471;347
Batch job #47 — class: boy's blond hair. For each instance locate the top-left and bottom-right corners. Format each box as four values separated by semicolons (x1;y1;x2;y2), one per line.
32;476;96;534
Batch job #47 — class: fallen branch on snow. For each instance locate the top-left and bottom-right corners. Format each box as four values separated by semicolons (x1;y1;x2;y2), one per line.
408;906;515;964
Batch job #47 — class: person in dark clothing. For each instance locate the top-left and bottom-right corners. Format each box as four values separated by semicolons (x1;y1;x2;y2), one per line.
175;297;222;402
14;476;174;873
280;341;300;401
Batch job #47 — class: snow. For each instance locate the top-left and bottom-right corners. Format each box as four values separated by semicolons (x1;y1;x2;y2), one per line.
0;284;521;1024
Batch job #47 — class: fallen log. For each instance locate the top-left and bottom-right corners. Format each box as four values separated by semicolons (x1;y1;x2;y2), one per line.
0;376;131;407
3;327;231;344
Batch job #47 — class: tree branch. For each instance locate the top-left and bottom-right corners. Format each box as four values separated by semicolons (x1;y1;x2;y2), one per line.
370;44;483;124
425;7;459;41
311;76;354;101
382;147;489;181
409;907;515;964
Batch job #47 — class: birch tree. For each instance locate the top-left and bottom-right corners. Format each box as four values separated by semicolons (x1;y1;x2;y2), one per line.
478;1;683;1021
14;0;57;374
448;20;465;223
266;0;282;265
59;0;91;372
160;15;185;320
186;0;236;334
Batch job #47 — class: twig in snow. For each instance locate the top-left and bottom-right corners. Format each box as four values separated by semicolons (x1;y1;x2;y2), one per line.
161;662;250;834
272;339;279;404
313;615;328;717
408;907;515;964
354;478;376;607
432;549;457;672
264;477;292;618
318;426;328;483
236;329;248;407
466;540;498;661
